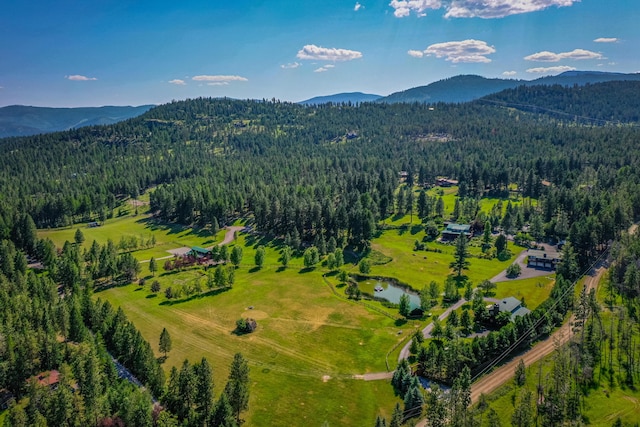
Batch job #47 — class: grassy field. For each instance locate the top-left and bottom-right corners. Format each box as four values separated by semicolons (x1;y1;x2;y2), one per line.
37;190;536;426
93;233;407;426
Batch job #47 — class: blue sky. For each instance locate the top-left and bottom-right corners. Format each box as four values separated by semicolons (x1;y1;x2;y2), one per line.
1;0;638;107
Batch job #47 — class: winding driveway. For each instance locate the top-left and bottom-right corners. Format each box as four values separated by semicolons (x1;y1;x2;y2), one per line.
139;226;244;263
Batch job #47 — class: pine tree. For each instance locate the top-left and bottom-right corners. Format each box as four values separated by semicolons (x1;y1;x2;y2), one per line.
389;403;403;427
450;233;470;278
159;327;172;359
195;357;214;423
149;257;157;276
211;393;238;427
74;228;85;245
224;353;250;423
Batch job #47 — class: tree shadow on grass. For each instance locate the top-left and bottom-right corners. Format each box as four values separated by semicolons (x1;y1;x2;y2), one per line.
395;318;408;327
276;266;287;273
249;266;261;273
160;287;231;306
298;267;315;274
410;224;423;235
146;294;157;299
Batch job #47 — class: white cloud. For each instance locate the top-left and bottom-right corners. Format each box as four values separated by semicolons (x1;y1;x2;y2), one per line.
526;65;576;74
66;75;97;81
281;62;301;69
354;2;363;11
192;75;248;83
168;79;186;85
314;65;336;73
412;39;496;63
390;0;579;19
297;44;363;61
594;37;618;43
502;71;517;76
525;48;603;62
389;0;441;17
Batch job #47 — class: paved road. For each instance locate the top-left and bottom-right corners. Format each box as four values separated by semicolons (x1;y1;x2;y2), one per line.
398;298;469;361
489;248;555;283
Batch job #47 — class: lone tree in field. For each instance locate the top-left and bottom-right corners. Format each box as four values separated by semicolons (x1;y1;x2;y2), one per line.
159;327;172;359
280;245;291;268
149;257;157;276
450;233;470;278
150;280;161;293
254;245;265;269
230;246;243;268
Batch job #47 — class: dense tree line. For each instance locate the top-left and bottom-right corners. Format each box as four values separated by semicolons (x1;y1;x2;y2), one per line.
482;81;640;124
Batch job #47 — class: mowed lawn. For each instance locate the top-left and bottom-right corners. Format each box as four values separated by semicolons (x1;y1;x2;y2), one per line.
97;237;406;426
493;275;555;311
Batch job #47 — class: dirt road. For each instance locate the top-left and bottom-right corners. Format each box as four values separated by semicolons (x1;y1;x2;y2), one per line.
469;262;606;403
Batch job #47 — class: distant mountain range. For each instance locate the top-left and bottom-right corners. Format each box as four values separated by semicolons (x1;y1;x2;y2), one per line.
298;71;640;106
0;105;154;138
299;92;382;105
3;71;640;138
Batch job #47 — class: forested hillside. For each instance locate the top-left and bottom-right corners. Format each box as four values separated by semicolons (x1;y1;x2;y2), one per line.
481;81;640;124
1;93;640;257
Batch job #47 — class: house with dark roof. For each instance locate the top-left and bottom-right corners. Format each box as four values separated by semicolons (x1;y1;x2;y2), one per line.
441;223;472;241
188;246;211;258
490;296;531;321
527;249;562;270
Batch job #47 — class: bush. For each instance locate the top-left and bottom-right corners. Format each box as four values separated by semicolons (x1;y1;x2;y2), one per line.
506;262;522;278
235;318;257;334
358;259;371;274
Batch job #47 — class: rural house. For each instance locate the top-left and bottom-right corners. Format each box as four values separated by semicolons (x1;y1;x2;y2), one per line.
489;297;531;321
441;223;472;241
527;249;562;270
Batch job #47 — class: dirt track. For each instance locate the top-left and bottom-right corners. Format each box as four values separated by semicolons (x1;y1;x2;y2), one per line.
469;263;606;403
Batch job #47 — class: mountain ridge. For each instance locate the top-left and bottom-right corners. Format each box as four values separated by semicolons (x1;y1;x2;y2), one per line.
298;92;382;105
0;104;155;138
378;71;640;104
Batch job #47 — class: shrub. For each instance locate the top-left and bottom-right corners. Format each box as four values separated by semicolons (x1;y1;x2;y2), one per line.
506;262;522;278
235;318;257;334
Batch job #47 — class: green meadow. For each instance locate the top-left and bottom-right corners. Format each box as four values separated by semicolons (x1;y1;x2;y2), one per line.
38;191;549;426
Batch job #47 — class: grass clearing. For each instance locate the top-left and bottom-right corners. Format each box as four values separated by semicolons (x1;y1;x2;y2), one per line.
97;235;408;426
39;212;222;261
493;276;555;310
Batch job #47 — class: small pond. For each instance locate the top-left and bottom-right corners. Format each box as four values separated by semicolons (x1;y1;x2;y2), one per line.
357;279;421;310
